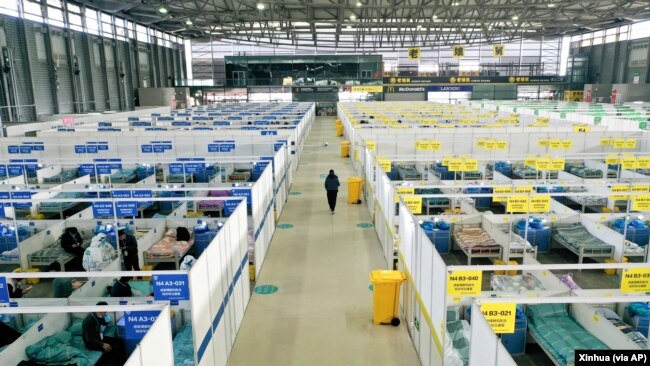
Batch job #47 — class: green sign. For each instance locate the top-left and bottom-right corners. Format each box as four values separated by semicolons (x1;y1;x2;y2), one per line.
254;285;279;295
277;223;294;229
357;223;373;228
289;192;302;196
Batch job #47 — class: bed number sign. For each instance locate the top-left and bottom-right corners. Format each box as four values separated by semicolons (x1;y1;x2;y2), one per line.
620;268;650;293
124;310;160;340
447;270;482;295
480;303;516;333
153;274;190;301
0;277;8;303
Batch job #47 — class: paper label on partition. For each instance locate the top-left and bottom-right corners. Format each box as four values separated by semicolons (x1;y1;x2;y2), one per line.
610;185;630;201
480;303;516;333
507;195;530;212
606;154;620;164
514;186;533;193
463;159;478;172
637;158;650;169
613;139;627;149
365;141;376;152
535;158;551;171
538;139;549;147
403;195;422;214
548;139;562;149
551;158;565;170
600;138;612;146
632;194;650;211
447;270;482;295
394;187;415;203
378;159;392;172
621;157;637;170
561;140;573;149
529;195;551;213
573;125;591;133
524;157;537;167
483;140;496;150
420;119;437;125
632;185;650;193
620;268;650;293
447;159;464;172
495;140;508;150
625;139;637;149
493;187;513;202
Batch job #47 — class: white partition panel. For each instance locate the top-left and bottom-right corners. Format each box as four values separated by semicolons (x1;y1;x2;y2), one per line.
190;247;213;366
496;342;518;366
252;165;275;277
0;312;70;364
572;303;643;350
130;307;174;366
430;249;447;366
469;302;499;366
19;220;66;269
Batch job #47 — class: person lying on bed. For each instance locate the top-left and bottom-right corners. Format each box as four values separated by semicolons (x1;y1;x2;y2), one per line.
49;262;84;298
82;301;126;366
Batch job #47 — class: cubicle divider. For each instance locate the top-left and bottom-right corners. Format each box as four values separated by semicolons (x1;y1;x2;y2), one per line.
70;259;122;298
189;200;249;366
123;306;175;366
251;163;275;277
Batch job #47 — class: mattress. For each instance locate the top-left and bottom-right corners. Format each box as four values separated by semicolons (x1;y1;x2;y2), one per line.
453;228;501;253
43;169;79;183
528;313;608;366
552;224;614;254
145;230;193;259
491;273;545;291
167;174;192;183
567;195;607;206
29;246;75;263
596;308;647;349
39;192;84;211
509;234;534;254
110;169;137;182
445;320;470;366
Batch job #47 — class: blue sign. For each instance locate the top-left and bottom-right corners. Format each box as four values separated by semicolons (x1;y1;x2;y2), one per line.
31;145;44;151
79;164;96;176
427;85;474;92
98;122;112;126
96;164;112;174
75;145;86;154
132;190;153;199
24;164;38;171
261;130;278;136
214;121;230;126
254;161;270;172
153;145;165;153
0;277;9;303
11;191;32;208
169;163;183;175
172;122;191;126
92;202;114;217
115;201;138;217
124;310;160;340
274;143;284;152
141;145;153;153
224;199;240;216
184;163;205;174
231;188;252;207
97;145;108;151
7;165;23;176
86;145;98;154
7;146;19;154
19;146;32;154
208;144;219;153
112;190;132;199
153;274;190;301
128;117;140;122
0;165;6;176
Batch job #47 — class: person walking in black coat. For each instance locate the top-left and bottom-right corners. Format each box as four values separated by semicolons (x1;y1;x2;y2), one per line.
324;169;340;214
118;229;140;272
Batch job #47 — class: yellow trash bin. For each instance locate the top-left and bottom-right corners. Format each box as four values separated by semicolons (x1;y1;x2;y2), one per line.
369;270;405;326
142;265;153;280
336;124;343;137
26;268;40;284
348;177;364;204
340;140;351;158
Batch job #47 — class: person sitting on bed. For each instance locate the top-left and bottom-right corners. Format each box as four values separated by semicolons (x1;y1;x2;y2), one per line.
176;226;191;242
109;277;139;297
82;301;126;366
60;227;84;270
7;278;31;298
83;233;117;272
49;262;83;298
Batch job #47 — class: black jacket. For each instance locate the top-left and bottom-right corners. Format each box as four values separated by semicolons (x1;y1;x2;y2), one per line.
324;174;340;191
82;313;108;351
119;233;139;258
109;280;133;297
61;231;83;252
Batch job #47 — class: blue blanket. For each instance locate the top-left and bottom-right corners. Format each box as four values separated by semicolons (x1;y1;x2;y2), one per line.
26;331;93;366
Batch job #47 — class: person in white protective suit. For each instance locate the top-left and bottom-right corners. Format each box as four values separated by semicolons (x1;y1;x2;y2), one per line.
83;233;117;271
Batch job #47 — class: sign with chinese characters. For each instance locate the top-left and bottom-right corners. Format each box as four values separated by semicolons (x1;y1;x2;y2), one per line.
492;44;505;58
407;47;421;60
124;311;160;340
447;270;482;295
452;45;465;58
153;274;190;301
480;303;516;333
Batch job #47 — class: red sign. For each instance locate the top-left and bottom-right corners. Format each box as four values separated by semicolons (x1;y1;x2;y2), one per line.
62;116;75;126
585;89;592;102
611;89;617;104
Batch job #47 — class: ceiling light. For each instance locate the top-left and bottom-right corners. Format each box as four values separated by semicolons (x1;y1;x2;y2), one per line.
356;1;362;7
275;27;281;31
256;3;265;10
452;2;460;6
512;15;519;20
185;19;192;25
547;3;556;7
432;15;438;19
346;24;352;29
417;24;422;29
158;6;168;14
350;14;357;20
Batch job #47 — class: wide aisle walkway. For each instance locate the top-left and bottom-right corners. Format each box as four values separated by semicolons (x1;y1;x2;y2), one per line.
227;117;420;365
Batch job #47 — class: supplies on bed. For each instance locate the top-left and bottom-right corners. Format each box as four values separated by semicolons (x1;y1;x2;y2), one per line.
25;318;103;366
144;227;194;269
110;168;138;183
555;273;581;290
228;167;252;182
491;161;512;178
0;224;36;252
193;165;219;183
464;186;492;209
444;320;471;366
515;218;551;253
595;307;647;349
565;164;603;179
198;190;229;216
136;165;155;180
491;273;545;291
452;227;502;264
611;218;649;247
419;220;450;254
527;304;609;366
431;163;455;180
192;221;223;257
625;302;650;338
512;165;558;180
43;169;79;184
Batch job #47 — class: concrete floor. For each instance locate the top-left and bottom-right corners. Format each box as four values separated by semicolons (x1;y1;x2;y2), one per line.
227;117;420;366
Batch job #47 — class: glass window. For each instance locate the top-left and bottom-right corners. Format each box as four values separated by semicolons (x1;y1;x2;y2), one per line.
605;34;616;43
47;6;65;27
46;0;61;6
631;20;650;40
619;32;628;41
67;3;80;13
85;9;99;35
23;0;44;23
0;0;19;17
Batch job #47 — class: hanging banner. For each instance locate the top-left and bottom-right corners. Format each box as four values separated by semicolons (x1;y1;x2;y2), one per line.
492;44;505;58
506;196;529;213
452;45;465;58
407;47;421;60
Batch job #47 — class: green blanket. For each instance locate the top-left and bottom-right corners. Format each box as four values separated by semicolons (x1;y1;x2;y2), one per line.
26;331;93;366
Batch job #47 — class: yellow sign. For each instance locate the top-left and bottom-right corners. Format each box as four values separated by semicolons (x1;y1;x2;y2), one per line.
365;140;376;152
600;138;612;146
394;187;415;203
447;270;482;295
492;44;505;58
514;186;533;193
538;139;549;147
381;119;398;125
480;303;516;333
610;185;630;201
407;47;421;60
535;158;551;171
495;140;508;150
460;118;477;124
637;157;650;169
378;159;392;172
632;185;650;193
536;117;549;123
613;139;627;149
551;158;566;170
620;268;650;293
625;139;637;149
351;85;383;93
621;157;637;170
548;139;562;149
529;195;551;213
606;154;620;164
573;125;591;133
562;140;573;149
452;45;465;58
463;159;478;172
415;140;442;151
483;140;496;150
633;194;650;211
420;119;437;125
448;159;464;172
507;195;530;212
525;157;537;167
493;187;513;202
403;195;422;214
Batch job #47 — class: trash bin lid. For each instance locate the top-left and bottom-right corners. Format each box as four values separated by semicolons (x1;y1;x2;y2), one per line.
348;177;363;183
370;270;405;283
341;141;351;145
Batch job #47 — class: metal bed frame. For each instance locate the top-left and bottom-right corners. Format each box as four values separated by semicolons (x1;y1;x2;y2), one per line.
552;226;614;266
143;236;194;270
452;228;503;265
27;238;91;271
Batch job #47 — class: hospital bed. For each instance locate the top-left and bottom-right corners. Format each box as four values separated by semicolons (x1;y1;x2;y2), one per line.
37;192;87;219
109;168;138;183
24;318;103;366
452;227;503;265
167;173;193;183
197;190;229;217
512;165;558;180
27;236;91;270
173;322;195;366
552;224;614;265
228;168;252;182
564;165;603;179
395;164;422;181
143;228;194;269
43;169;79;184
